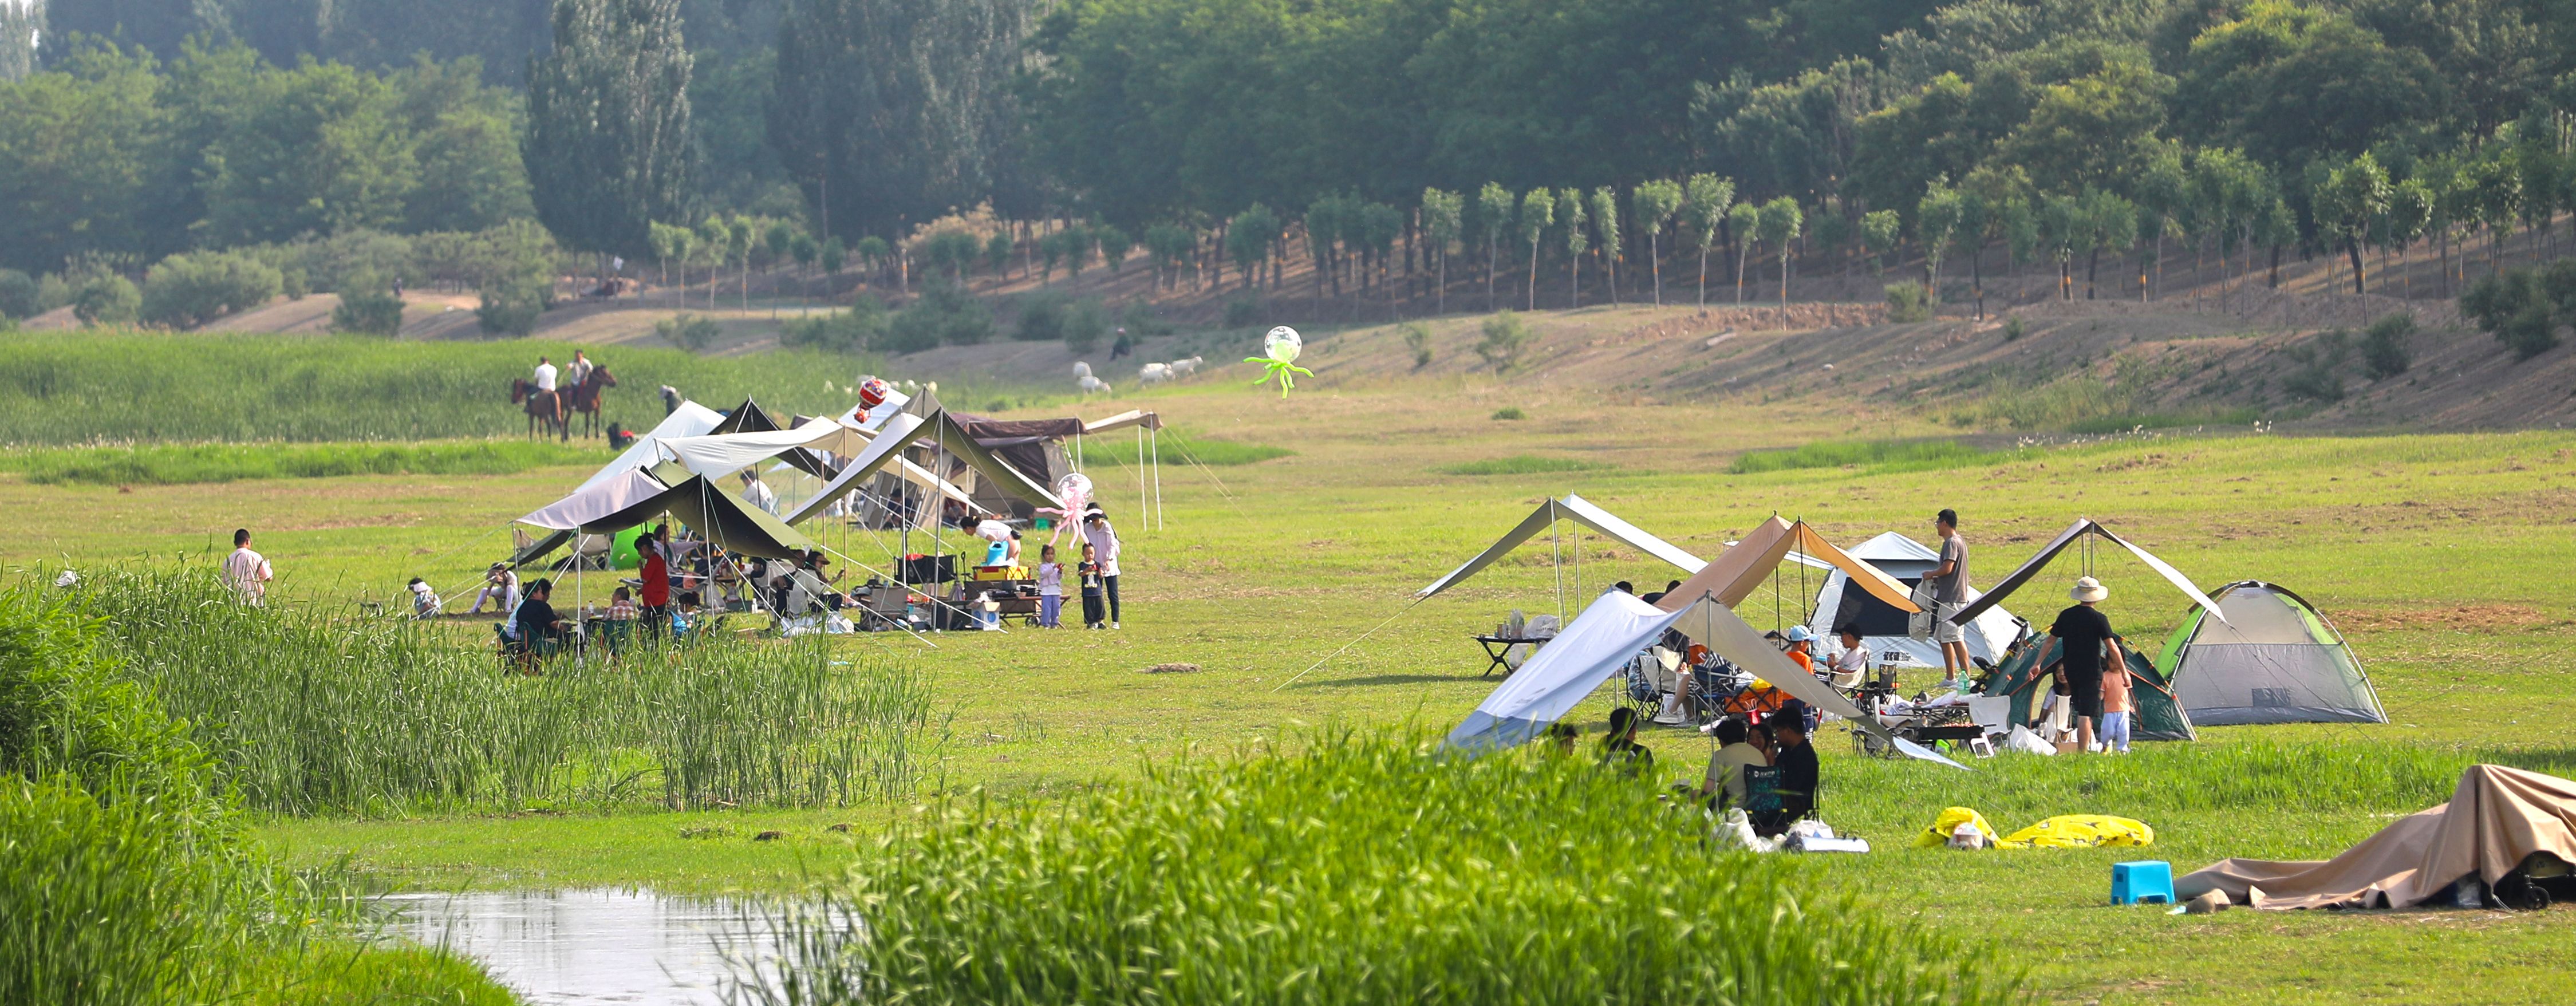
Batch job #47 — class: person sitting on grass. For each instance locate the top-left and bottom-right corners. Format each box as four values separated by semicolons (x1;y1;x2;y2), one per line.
1754;715;1819;837
673;590;704;638
467;562;518;614
1543;721;1581;756
408;577;442;620
1596;707;1655;775
511;578;571;665
1699;717;1769;808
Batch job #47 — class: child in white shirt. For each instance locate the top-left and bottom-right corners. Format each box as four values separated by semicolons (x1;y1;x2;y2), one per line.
1034;545;1064;628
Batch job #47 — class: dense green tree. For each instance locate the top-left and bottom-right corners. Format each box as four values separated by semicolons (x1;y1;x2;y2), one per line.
2171;2;2448;177
1590;187;1622;305
1915;176;1964;303
1560;188;1588;309
524;0;694;259
0;0;37;81
1478;182;1514;309
1757;196;1802;322
2314;152;2391;294
201;61;417;244
1860;207;1901;273
1683;173;1735;307
1519;187;1553;311
1421;187;1464;314
1631;180;1682;304
0;45;167;274
1728;200;1762;305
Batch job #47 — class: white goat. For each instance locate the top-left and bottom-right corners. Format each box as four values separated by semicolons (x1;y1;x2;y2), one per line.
1077;374;1112;395
1138;362;1173;385
1167;356;1205;377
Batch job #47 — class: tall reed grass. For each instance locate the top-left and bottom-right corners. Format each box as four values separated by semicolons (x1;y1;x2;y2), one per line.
736;729;2022;1006
61;568;946;814
0;439;601;486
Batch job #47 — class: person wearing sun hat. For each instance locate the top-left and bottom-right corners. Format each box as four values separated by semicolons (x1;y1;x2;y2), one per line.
2048;576;2120;754
1781;625;1818;676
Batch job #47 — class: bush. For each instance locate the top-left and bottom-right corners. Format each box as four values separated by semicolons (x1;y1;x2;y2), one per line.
2002;317;2025;341
1885;281;1933;322
1120;299;1173;337
884;281;993;353
2362;313;2415;379
1401;321;1433;368
2462;266;2569;360
781;297;888;353
743;731;2018;1006
1014;292;1067;342
1473;310;1536;372
35;272;74;314
0;269;35;319
656;312;723;352
1490;406;1525;420
331;288;405;337
475;275;551;336
140;251;284;328
280;268;309;300
1064;297;1109;352
71;275;140;327
1222;295;1263;328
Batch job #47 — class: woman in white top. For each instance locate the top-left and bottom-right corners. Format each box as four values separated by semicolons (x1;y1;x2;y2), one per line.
1825;625;1871;688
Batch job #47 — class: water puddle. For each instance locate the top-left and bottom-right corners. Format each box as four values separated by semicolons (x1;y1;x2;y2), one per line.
381;888;781;1005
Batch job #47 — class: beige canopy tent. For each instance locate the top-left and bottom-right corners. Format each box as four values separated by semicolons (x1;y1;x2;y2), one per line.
1414;495;1706;602
1948;517;2223;627
1652;516;1920;616
2179;764;2576;910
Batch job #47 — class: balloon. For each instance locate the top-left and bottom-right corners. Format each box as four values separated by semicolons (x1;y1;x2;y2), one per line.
1245;326;1315;397
1035;472;1092;543
857;377;892;408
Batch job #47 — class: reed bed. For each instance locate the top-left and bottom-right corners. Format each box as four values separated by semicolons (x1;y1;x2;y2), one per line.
61;568;946;814
0;439;601;486
737;729;2022;1006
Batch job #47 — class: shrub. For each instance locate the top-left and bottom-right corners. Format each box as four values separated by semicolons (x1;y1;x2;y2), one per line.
2462;266;2567;360
656;312;723;352
0;269;35;319
1064;297;1109;352
35;271;74;313
1014;292;1067;342
71;275;140;327
2362;313;2415;379
140;251;285;329
475;275;551;336
1222;295;1262;328
885;281;993;353
1120;299;1172;337
280;268;309;300
332;288;405;336
1473;310;1536;372
741;731;2019;1006
1401;321;1434;368
1490;406;1525;420
1885;281;1933;322
2002;317;2025;341
781;297;888;353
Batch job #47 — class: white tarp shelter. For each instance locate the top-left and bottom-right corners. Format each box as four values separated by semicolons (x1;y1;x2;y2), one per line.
1805;532;2025;669
657;417;875;480
1951;517;2224;628
1414;495;1705;601
1446;589;1964;768
518;468;670;530
577;400;725;493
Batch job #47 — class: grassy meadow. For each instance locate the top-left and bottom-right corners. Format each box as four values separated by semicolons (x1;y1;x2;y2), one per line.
7;338;2576;1003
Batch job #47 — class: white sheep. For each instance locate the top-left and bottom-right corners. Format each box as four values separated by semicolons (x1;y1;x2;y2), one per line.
1077;374;1112;395
1072;361;1093;379
1138;362;1172;385
1167;356;1204;377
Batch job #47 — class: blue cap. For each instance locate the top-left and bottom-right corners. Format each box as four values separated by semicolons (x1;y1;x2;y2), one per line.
1784;626;1814;643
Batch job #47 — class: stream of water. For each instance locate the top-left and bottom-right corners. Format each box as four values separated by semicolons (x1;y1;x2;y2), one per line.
382;888;783;1005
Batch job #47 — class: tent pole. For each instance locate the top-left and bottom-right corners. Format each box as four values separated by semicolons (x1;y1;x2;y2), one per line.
1137;424;1147;535
574;533;585;666
1150;425;1163;531
1551;514;1564;623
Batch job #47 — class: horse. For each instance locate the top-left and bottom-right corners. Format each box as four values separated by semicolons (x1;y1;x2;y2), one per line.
562;365;618;439
511;379;567;441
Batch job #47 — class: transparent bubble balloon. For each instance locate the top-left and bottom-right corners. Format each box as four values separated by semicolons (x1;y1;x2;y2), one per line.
1263;326;1303;364
1246;326;1315;397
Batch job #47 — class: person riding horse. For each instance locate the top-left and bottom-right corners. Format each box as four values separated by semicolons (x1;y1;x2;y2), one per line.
562;360;618;439
513;356;567;441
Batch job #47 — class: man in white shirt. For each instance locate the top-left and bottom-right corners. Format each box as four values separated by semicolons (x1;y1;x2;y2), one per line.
223;528;273;605
533;356;559;392
566;350;594;389
740;469;779;515
1081;508;1122;629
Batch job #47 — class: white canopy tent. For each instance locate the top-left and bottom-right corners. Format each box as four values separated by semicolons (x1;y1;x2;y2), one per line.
656;417;877;481
1950;518;2226;628
1445;589;1964;768
518;468;670;530
1414;494;1706;602
1804;532;2025;669
577;400;725;493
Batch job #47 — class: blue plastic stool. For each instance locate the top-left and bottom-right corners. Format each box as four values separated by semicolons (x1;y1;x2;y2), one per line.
2111;861;2175;905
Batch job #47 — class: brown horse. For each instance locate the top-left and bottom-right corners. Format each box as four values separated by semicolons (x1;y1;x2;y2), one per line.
511;379;567;441
563;365;618;439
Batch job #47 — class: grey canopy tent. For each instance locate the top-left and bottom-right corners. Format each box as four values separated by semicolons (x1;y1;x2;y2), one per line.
1414;494;1706;602
2157;581;2387;725
1950;517;2224;627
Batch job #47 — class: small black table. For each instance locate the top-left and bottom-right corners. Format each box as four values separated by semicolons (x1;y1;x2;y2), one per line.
1473;636;1548;677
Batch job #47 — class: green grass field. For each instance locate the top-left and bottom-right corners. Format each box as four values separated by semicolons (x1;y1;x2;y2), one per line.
9;354;2576;1003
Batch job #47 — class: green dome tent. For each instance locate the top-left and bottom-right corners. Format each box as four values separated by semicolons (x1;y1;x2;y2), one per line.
1979;636;2198;742
2157;581;2386;726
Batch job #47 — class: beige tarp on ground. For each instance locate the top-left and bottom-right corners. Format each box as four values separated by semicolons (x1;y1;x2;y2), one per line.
1652;516;1919;614
2177;764;2576;910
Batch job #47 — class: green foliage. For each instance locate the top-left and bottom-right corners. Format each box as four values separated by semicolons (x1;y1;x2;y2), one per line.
819;236;848;274
1221;296;1263;329
0;269;37;320
475;274;551;337
1728;438;1999;475
885;280;994;353
751;731;2015;1006
524;0;693;256
1400;321;1433;369
1473;310;1536;372
780;297;890;354
1225;205;1277;286
1884;281;1933;322
1489;406;1525;420
2460;261;2576;360
2362;313;2416;380
1094;224;1133;273
983;232;1014;274
0;440;599;486
72;275;140;327
139;251;284;328
1120;300;1173;338
2003;317;2025;341
1436;453;1601;475
1013;292;1068;343
655;312;722;352
1063;298;1109;353
919;229;984;281
330;287;406;337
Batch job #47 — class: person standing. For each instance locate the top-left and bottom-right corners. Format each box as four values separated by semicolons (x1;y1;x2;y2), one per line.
223;528;272;605
2098;644;2135;754
639;525;672;640
1928;508;1972;688
1034;544;1064;628
2048;577;2120;755
1082;508;1123;629
1078;542;1107;629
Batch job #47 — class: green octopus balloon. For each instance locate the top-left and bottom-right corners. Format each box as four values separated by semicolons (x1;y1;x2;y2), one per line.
1246;326;1314;397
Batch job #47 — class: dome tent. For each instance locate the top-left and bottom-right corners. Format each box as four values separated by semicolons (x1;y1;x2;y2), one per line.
2157;581;2387;726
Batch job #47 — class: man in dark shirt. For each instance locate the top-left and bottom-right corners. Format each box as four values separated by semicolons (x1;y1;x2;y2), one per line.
1756;716;1820;837
2049;576;2119;753
512;578;570;662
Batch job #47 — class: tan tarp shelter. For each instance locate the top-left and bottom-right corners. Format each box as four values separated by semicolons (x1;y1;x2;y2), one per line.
1950;517;2223;626
2178;764;2576;909
1414;495;1706;600
1652;516;1919;616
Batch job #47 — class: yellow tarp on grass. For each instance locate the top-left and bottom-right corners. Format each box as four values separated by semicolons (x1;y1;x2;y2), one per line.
1998;814;2156;849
